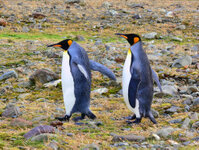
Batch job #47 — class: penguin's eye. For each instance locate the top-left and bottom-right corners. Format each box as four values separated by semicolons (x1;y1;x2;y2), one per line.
68;40;72;46
134;37;139;44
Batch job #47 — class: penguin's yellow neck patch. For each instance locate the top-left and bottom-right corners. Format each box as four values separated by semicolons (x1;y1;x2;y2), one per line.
63;51;68;55
128;48;131;55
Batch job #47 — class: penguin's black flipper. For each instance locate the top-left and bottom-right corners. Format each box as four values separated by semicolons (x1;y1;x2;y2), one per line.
89;60;116;81
151;68;162;92
128;78;140;108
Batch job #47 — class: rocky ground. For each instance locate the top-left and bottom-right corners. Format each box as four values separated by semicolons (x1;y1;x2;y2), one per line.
0;0;199;149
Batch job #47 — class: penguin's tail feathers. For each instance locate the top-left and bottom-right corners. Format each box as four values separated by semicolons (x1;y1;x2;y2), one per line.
89;60;116;81
151;68;162;92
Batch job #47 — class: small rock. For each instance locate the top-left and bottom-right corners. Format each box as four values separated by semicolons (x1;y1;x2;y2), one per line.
152;133;160;140
171;37;183;42
151;109;159;118
132;14;142;19
48;141;59;150
24;125;55;139
0;18;7;26
29;69;59;85
192;136;199;141
114;142;129;147
92;88;108;94
169;119;182;124
156;127;175;138
82;143;99;150
193;97;199;105
187;86;198;94
31;133;55;142
22;26;30;32
18;93;31;100
50;121;63;127
166;106;180;113
168;140;179;146
192;121;199;129
182;141;191;146
43;79;61;88
67;133;73;137
94;40;103;45
109;10;118;16
65;0;81;4
142;32;157;39
191;44;199;51
102;2;112;9
162;85;178;96
172;55;192;68
189;112;198;120
76;35;85;41
0;70;18;81
165;11;174;17
182;118;190;129
112;134;145;142
175;25;186;30
10;118;32;127
32;13;46;19
2;104;20;118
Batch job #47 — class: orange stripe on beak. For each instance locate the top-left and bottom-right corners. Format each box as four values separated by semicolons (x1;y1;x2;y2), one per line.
52;45;62;47
121;35;128;39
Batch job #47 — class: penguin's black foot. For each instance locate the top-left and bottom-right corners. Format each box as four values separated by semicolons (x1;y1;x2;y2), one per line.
125;114;136;120
55;115;70;122
132;118;142;124
86;111;96;120
72;114;85;122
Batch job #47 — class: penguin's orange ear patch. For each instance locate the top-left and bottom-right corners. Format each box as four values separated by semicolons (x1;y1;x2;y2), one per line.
134;37;139;44
68;40;72;46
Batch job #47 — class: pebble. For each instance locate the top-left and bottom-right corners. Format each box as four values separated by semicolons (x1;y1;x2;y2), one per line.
182;118;190;129
142;32;157;39
172;55;192;68
0;70;18;81
171;37;183;42
43;79;61;88
29;69;59;85
156;127;175;138
166;106;180;113
92;88;108;94
82;143;99;150
193;97;199;105
2;104;21;118
31;133;55;142
112;134;146;142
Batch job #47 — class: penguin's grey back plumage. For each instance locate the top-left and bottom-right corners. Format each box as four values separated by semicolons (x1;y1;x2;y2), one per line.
130;42;153;117
68;42;91;114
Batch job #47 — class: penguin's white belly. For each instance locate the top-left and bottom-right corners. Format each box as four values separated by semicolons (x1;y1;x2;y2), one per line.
122;51;140;118
62;51;76;116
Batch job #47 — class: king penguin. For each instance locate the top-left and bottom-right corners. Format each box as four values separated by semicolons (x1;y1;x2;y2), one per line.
116;33;161;124
48;39;116;122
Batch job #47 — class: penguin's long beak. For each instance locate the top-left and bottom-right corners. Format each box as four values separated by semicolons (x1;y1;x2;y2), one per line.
115;33;128;39
47;44;62;47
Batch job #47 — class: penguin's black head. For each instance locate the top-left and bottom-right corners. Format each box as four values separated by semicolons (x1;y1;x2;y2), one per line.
47;39;73;50
115;33;141;46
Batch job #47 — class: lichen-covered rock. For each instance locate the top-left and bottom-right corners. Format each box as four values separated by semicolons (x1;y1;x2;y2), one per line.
2;104;20;118
29;69;59;85
0;70;18;81
24;125;55;139
172;55;192;68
